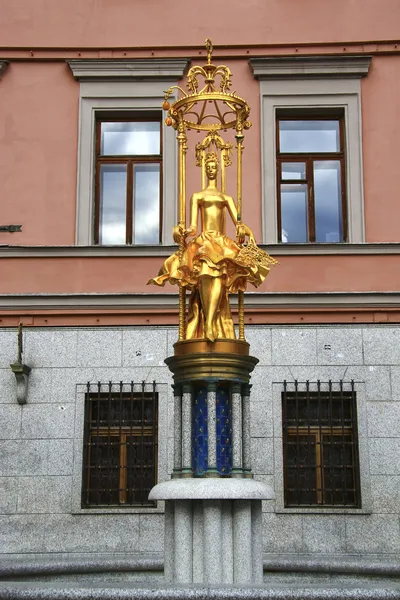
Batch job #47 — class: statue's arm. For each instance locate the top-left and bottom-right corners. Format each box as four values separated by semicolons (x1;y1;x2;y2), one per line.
225;195;255;244
186;193;199;236
225;194;239;225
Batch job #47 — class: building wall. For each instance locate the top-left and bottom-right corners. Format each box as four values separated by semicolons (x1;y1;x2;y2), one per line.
1;54;400;249
1;324;399;557
1;0;399;48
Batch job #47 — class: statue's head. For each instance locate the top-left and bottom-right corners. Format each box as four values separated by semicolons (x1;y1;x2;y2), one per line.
205;152;219;181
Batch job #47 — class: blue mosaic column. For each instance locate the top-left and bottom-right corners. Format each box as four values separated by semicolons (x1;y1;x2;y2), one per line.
192;381;233;477
216;385;232;475
192;385;208;476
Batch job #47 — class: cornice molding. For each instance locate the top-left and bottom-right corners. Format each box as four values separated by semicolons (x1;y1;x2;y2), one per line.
0;292;399;312
1;243;400;258
0;60;9;79
249;55;372;80
67;58;189;81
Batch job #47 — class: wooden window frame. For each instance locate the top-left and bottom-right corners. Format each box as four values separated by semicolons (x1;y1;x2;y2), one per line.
285;427;358;506
94;114;163;245
282;384;361;509
276;115;347;243
82;389;158;508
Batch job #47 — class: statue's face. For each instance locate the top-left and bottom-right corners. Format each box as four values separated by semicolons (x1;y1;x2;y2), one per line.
205;160;218;180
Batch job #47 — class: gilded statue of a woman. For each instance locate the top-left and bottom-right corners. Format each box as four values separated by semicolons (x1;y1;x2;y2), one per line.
149;153;275;342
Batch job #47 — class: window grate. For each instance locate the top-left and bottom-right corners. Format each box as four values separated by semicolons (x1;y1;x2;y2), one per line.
282;380;361;508
82;381;158;508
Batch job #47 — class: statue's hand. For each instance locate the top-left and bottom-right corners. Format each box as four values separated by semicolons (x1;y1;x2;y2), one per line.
236;223;256;245
184;225;196;238
173;224;196;243
173;225;184;244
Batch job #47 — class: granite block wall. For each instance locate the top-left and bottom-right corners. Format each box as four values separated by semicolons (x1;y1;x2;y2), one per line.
0;324;399;558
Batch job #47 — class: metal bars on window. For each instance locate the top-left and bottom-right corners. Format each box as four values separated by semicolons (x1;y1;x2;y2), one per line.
82;381;158;508
282;380;361;508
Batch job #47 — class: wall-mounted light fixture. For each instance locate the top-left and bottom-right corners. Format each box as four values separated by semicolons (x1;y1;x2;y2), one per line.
10;322;31;405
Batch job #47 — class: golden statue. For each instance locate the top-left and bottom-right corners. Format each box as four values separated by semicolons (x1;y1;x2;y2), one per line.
149;153;273;341
148;39;277;343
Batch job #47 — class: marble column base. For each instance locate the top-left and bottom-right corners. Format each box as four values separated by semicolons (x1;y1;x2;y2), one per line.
149;479;274;585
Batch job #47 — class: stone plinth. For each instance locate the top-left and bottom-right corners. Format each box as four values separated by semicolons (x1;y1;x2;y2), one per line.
149;479;274;584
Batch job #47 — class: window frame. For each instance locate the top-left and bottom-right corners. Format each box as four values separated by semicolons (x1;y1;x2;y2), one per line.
250;55;371;246
94;114;163;245
276;114;347;243
281;385;361;509
72;379;169;515
68;59;188;247
272;380;372;514
81;386;158;509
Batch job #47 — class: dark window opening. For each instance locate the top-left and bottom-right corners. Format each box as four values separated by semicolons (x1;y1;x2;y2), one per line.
82;381;158;508
282;380;361;508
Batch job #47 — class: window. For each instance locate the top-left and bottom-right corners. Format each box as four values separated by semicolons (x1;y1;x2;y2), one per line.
282;380;361;508
250;55;371;244
277;114;346;243
95;116;162;245
82;382;158;508
68;59;188;245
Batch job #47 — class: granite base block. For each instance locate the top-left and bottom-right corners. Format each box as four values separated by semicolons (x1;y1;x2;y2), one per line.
1;583;400;600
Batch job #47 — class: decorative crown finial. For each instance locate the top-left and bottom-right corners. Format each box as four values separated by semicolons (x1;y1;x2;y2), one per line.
162;38;251;133
205;38;213;65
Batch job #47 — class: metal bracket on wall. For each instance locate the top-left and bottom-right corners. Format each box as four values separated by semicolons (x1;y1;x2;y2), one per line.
10;322;31;405
0;225;22;232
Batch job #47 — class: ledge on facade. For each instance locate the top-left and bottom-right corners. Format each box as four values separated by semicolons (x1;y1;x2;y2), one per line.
1;242;400;258
0;292;400;312
1;552;399;580
67;58;189;81
249;54;372;79
0;581;399;600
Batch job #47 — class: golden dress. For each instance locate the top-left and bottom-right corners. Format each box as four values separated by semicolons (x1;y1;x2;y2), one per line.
149;229;274;339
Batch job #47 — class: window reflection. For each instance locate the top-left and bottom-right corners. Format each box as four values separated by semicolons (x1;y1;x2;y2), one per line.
133;165;160;244
279;120;340;153
281;162;306;181
99;164;127;245
314;161;342;242
281;183;308;243
101;122;160;156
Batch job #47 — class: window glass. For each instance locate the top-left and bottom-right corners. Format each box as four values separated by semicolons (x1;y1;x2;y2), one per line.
99;164;127;245
96;117;162;245
277;117;345;243
280;183;308;243
314;160;342;242
133;164;160;244
281;162;306;181
101;122;160;155
279;120;340;153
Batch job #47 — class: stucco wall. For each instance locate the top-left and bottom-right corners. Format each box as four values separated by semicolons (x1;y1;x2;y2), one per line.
1;0;399;48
